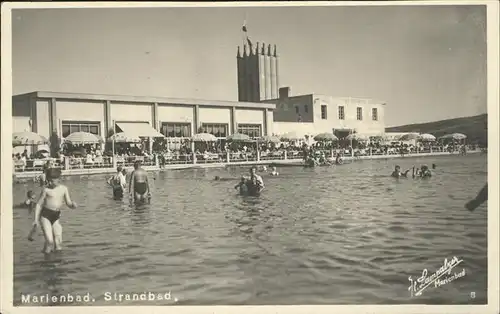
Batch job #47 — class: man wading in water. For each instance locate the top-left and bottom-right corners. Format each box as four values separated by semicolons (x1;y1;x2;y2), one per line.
246;167;264;195
129;161;151;203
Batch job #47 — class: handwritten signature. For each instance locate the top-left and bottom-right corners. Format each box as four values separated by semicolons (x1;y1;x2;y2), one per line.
408;256;466;297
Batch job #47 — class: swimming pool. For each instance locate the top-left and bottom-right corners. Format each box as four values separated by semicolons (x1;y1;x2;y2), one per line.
12;154;488;305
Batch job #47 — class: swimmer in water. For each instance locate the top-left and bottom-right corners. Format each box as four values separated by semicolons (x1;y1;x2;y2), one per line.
270;166;279;176
391;165;410;178
234;177;249;194
108;166;126;200
465;183;487;211
129;161;151;203
214;176;232;182
419;165;432;178
432;163;437;169
246;167;265;194
17;190;36;214
31;168;77;252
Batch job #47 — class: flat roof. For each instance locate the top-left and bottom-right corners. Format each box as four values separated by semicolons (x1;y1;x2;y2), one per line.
262;93;386;105
13;91;276;110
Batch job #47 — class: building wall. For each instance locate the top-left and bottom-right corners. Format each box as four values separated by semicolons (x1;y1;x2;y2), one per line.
158;105;194;123
266;109;274;136
199;107;231;124
235;109;264;125
312;95;385;135
268;95;314;123
111;102;153;124
36;99;51;138
272;122;319;137
12;117;31;133
12;96;32;133
56;100;105;136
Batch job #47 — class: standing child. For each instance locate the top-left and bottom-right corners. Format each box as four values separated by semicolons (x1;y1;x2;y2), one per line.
31;168;77;253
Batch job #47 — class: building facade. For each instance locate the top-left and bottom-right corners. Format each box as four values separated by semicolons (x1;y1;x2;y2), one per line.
12;91;275;147
264;87;386;139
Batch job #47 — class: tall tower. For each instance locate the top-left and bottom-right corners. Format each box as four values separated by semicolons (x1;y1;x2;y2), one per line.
237;42;279;102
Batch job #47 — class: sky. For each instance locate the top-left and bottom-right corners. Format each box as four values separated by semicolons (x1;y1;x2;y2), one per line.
11;4;487;127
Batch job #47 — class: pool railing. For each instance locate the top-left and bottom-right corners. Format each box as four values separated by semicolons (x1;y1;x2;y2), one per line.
12;147;480;177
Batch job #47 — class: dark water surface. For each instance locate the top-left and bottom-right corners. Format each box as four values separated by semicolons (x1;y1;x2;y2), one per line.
13;154;488;305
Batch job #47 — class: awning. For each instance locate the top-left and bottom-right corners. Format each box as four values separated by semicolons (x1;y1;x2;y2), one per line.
116;122;165;138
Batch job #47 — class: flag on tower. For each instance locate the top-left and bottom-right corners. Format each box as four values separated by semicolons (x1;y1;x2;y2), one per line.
242;22;252;48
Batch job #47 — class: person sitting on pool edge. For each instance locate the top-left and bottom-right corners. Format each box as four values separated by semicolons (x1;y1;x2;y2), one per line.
129;160;151;203
391;165;410;178
246;167;264;195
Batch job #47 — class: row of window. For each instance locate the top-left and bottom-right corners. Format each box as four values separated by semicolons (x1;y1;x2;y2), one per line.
61;122;263;138
321;106;378;121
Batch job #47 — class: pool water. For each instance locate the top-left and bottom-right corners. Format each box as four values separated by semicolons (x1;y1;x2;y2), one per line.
12;154;488;305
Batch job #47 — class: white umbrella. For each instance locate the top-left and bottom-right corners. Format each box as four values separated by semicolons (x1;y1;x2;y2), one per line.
439;133;467;140
280;132;302;142
418;133;436;141
259;135;281;143
108;132;142;143
314;133;338;142
12;132;48;146
64;132;103;145
398;133;420;141
227;133;251;141
345;133;369;141
191;133;218;142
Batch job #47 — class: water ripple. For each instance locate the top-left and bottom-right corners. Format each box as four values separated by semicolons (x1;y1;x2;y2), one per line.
12;154;487;305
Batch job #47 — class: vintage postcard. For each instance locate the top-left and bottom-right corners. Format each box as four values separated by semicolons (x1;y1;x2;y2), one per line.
1;1;499;314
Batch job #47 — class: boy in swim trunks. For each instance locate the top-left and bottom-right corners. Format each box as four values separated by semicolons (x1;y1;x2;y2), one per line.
129;161;151;203
32;168;77;253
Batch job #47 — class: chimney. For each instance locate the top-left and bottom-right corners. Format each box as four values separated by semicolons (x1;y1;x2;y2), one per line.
279;87;290;99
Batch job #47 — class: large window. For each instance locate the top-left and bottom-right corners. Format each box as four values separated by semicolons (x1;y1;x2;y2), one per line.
321;105;327;119
357;107;363;121
237;124;262;138
62;121;100;138
295;106;299;114
372;108;378;121
338;106;345;120
161;122;192;138
201;123;228;138
304;105;309;113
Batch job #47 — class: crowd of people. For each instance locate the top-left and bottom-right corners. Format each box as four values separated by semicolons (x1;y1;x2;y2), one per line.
13;138;482;173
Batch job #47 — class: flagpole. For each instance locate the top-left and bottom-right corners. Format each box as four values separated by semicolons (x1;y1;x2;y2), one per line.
112;120;116;168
